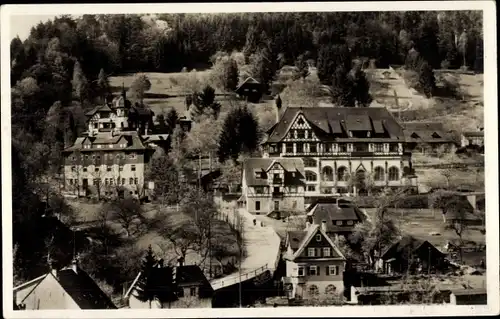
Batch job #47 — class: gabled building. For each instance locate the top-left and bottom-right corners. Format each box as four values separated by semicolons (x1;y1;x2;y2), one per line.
240;158;305;216
263;107;417;197
402;122;457;153
282;224;346;300
306;198;365;238
235;77;263;103
125;264;214;309
13;260;117;310
377;235;446;275
62;131;155;198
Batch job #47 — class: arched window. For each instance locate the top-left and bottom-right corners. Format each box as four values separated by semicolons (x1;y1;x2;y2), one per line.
305;171;317;182
322;166;334;181
337;166;348;181
374;167;385;181
388;167;400;181
303;158;317;167
308;285;319;297
325;284;337;295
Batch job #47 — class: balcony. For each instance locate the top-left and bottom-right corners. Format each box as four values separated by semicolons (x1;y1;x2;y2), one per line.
282;276;306;284
272;191;284;198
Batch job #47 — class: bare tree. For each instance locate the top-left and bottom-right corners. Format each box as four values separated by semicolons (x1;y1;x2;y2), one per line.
106;198;145;237
444;199;471;263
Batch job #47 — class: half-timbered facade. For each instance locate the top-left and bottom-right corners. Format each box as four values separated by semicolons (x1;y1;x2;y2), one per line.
241;158;305;215
263;107;417;196
282;224;346;299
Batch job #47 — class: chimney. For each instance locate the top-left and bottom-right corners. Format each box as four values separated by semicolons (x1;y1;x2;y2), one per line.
305;221;311;230
321;220;327;233
275;95;282;124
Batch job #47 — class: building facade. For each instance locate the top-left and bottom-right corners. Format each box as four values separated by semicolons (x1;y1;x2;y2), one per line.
263;107;417;196
63;90;167;199
461;131;484;148
283;224;346;300
402;122;457;154
241;158;305;216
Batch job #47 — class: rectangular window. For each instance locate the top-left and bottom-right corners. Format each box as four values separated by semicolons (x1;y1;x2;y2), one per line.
71;166;76;172
105;178;109;186
307;185;316;192
119;165;124;171
269;144;277;153
328;265;337;276
296;143;304;153
129;153;137;159
97;145;102;149
347;220;354;225
336;220;343;226
254;171;263;179
129;178;134;185
69;179;73;185
85;155;89;160
131;165;136;172
289;185;297;193
323;247;331;257
307;248;315;257
309;265;317;276
310;143;317;153
122;178;126;185
95;167;99;172
110;179;114;186
297;130;305;139
83;167;87;172
286;143;293;153
97;155;101;160
255;201;260;211
339;144;348;152
255;186;264;194
190;287;197;297
325;143;332;153
298;267;305;277
134;178;138;185
390;144;398;152
316;234;321;242
107;165;112;172
354;143;368;152
374;144;384;152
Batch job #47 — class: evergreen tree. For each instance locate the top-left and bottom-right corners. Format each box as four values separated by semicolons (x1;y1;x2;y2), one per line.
217;106;259;163
418;61;436;98
96;68;110;104
134;245;159;306
294;54;310;79
71;61;89;104
276;94;282;110
165;108;179;134
191;85;221;120
129;73;152;105
224;59;239;92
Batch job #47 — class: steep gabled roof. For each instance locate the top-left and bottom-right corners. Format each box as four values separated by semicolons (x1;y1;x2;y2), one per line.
236;76;260;92
242;158;305;186
85;104;113;116
52;267;117;309
381;235;444;260
266;107;404;143
402;122;454;143
285;225;346;261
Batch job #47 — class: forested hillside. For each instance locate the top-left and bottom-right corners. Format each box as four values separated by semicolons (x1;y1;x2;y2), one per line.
10;11;483;285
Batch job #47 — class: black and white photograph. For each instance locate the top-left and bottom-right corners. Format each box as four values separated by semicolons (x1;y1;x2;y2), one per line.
1;2;498;318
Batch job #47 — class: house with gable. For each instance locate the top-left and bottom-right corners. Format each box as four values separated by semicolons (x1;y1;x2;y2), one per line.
282;224;346;300
240;158;305;216
263;107;417;197
235;76;263;103
62;88;173;199
402;122;457;153
13;259;116;310
306;197;366;238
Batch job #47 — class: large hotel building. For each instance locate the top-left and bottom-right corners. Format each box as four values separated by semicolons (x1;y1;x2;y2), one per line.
262;107;417;197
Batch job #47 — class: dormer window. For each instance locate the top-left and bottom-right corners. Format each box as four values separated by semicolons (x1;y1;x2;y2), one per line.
432;132;441;138
254;170;264;179
411;132;420;139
